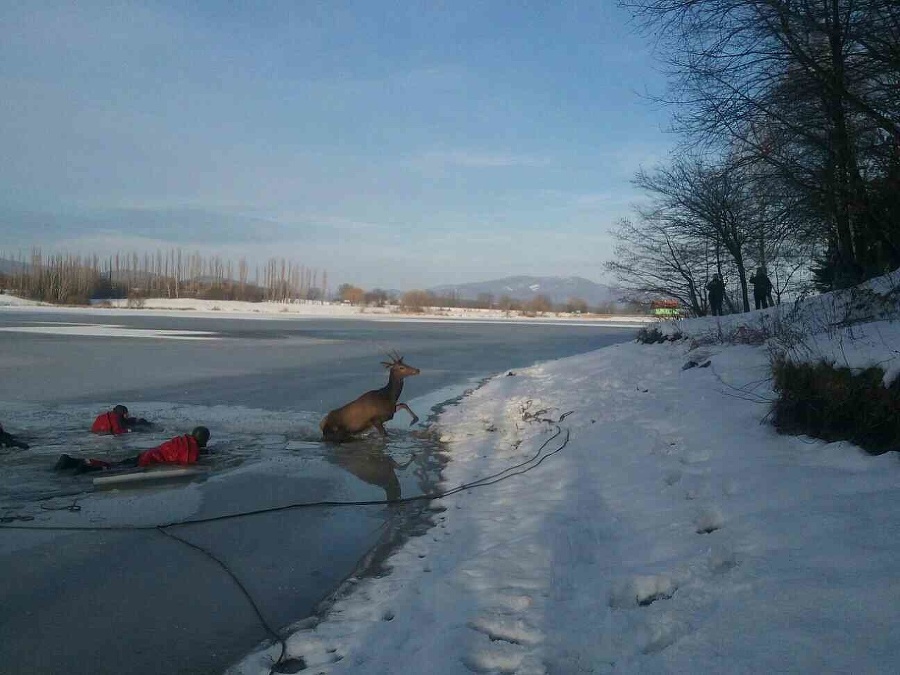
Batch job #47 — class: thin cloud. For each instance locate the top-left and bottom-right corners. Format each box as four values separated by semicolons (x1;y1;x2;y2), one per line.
307;216;387;233
412;150;550;169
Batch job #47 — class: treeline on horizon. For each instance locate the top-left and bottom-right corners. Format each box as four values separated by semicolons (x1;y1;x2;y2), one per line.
609;0;900;317
0;249;328;305
0;249;638;315
334;284;639;315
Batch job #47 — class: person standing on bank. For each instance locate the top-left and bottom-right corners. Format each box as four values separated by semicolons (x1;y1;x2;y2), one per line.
750;267;774;310
706;273;726;316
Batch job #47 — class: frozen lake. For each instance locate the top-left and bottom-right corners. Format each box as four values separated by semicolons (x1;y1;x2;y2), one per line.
0;309;636;674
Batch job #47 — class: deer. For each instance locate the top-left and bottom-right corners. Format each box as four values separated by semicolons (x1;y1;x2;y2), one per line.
320;353;421;442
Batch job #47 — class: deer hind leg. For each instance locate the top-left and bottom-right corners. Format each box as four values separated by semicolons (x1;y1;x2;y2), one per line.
395;403;419;426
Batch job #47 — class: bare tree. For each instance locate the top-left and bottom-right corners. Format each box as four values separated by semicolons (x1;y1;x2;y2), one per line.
634;154;762;310
400;289;434;312
626;0;900;285
606;216;713;316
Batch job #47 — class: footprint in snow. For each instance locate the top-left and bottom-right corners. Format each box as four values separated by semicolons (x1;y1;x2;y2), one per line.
708;547;740;574
694;506;725;534
679;447;712;464
489;593;533;613
462;639;527;674
468;614;543;647
609;574;678;609
638;612;691;654
663;469;683;486
721;478;740;496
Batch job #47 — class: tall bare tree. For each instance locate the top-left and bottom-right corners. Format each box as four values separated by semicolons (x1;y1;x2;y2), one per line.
634;154;762;310
606;216;714;316
626;0;900;286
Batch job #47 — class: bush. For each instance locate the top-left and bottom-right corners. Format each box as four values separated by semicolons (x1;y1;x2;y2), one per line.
400;290;433;312
771;359;900;455
637;326;666;343
636;325;683;344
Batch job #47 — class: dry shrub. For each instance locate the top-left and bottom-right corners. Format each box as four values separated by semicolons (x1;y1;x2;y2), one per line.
728;325;771;345
771;359;900;455
400;290;432;313
836;285;900;328
689;311;808;351
636;325;683;344
636;326;666;344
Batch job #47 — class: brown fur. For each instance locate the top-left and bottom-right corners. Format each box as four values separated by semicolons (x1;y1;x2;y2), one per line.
320;355;420;442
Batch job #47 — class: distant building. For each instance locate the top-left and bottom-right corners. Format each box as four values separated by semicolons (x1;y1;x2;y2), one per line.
650;299;683;318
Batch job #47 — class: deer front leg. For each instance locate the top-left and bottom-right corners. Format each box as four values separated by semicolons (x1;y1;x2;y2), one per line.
395;403;419;427
373;420;388;436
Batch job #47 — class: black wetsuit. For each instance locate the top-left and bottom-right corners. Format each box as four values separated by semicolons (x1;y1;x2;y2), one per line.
0;429;29;450
124;417;153;430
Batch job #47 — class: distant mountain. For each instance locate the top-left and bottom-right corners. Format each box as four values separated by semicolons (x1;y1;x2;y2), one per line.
428;276;623;307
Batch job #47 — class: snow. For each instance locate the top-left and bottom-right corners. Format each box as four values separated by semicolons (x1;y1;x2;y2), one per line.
0;293;44;307
0;324;219;340
3;273;899;673
223;269;900;674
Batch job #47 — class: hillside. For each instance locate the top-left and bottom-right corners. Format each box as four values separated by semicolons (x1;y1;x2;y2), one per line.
428;275;621;307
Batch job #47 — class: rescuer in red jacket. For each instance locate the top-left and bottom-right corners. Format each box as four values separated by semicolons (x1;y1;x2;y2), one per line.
55;427;210;473
90;405;152;435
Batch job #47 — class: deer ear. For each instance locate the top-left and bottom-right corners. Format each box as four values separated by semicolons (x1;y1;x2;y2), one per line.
381;361;392;368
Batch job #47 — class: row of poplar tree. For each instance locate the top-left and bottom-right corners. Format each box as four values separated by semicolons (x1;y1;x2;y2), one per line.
1;249;328;305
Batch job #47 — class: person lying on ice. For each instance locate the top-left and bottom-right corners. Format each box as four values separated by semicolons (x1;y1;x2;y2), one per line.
0;423;29;450
90;405;153;435
55;426;210;473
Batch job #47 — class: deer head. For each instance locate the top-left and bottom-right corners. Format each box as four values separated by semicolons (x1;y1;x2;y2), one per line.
381;352;420;378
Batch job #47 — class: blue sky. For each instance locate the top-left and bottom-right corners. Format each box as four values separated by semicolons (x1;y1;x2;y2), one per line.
0;1;672;290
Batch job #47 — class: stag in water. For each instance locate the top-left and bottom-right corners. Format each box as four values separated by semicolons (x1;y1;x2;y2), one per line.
320;353;420;442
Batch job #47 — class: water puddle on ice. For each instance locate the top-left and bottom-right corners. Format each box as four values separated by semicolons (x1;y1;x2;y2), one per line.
0;397;455;527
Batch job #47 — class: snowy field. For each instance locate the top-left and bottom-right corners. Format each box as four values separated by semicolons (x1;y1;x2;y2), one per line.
225;271;900;674
0;292;651;328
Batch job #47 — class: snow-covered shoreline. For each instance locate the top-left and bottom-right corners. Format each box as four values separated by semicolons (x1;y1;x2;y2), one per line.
226;275;900;674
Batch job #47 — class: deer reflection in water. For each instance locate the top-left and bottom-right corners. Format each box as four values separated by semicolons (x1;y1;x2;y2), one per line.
326;444;414;502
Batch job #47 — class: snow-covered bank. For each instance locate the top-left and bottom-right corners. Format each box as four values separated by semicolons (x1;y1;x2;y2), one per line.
0;293;651;328
230;276;900;674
